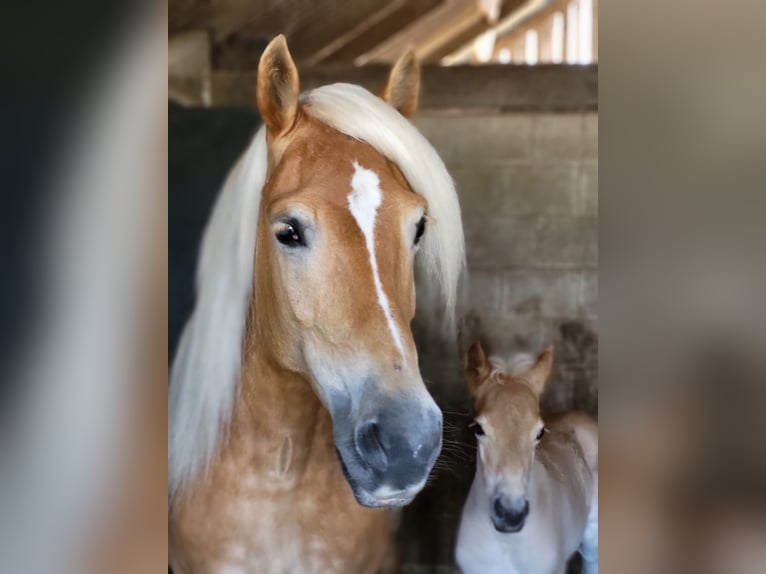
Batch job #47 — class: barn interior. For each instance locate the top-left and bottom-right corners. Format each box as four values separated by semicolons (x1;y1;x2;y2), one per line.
169;1;598;571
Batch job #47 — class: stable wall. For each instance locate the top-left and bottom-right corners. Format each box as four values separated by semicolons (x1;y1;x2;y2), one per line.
414;110;598;416
402;87;597;574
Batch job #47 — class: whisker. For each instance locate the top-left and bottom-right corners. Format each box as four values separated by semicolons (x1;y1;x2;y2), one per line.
441;439;476;448
440;409;472;417
442;449;473;457
438;451;474;464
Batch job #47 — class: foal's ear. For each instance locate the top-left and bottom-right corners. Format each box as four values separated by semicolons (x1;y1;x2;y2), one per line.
383;49;420;118
465;340;491;395
257;34;300;135
526;346;554;396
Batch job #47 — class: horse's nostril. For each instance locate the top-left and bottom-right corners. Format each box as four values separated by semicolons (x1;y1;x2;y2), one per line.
493;497;505;517
351;403;441;489
355;421;389;472
493;497;529;529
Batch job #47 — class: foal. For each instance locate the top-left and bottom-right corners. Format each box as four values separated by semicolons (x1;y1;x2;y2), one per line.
456;342;598;574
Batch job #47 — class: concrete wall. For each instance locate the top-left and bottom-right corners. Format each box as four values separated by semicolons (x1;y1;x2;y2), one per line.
399;110;598;573
417;111;598;414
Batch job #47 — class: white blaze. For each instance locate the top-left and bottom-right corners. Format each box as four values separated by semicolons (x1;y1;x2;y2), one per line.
347;161;405;358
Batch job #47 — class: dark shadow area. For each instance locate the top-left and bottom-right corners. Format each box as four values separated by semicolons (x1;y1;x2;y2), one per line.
168;103;260;360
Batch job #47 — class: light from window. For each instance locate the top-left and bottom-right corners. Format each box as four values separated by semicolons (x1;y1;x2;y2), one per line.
551;12;564;64
525;29;538;65
566;2;579;64
578;0;593;63
498;48;511;64
474;30;496;63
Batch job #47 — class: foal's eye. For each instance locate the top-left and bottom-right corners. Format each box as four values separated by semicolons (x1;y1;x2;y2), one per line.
275;220;305;247
414;216;426;246
536;427;545;441
470;422;485;437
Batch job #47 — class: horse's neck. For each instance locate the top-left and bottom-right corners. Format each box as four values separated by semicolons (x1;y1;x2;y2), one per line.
228;339;329;488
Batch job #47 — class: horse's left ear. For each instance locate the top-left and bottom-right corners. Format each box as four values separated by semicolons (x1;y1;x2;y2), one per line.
464;340;491;396
257;34;300;135
383;49;420;118
526;346;554;396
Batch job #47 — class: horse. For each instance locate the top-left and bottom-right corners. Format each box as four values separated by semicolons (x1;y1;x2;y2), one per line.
168;35;465;573
455;342;598;574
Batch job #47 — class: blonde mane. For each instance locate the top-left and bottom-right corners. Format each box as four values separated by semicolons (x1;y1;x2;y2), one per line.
169;83;465;499
489;353;536;380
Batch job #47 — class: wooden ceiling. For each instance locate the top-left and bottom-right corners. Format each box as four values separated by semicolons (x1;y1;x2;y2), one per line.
169;0;528;69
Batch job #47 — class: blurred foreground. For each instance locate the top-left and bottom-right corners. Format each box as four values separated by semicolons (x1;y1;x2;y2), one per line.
0;1;765;572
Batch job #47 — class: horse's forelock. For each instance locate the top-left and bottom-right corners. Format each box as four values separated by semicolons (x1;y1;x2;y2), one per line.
302;83;466;327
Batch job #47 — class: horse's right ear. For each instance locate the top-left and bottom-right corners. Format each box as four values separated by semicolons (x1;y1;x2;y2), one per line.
257;34;300;136
464;340;491;395
526;345;554;396
383;48;420;118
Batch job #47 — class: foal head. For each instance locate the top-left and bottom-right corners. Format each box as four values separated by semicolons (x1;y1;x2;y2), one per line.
251;36;451;507
464;341;554;532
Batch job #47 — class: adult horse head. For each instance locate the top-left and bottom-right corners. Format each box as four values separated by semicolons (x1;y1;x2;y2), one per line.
170;35;463;512
249;37;455;506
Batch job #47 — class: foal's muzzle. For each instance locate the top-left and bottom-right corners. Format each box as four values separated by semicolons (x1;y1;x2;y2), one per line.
491;496;529;533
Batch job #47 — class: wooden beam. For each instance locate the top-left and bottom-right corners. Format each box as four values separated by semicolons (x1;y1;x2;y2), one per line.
286;0;404;64
356;0;481;64
315;0;445;64
207;64;597;112
488;0;569;62
208;0;420;68
302;0;409;66
426;0;528;61
441;0;574;64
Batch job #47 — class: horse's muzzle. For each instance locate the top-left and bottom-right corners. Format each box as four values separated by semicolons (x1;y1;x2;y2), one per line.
336;392;442;507
491;496;529;533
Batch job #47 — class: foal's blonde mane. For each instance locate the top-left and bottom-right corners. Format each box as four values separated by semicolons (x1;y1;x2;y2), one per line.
169;83;465;499
487;353;536;381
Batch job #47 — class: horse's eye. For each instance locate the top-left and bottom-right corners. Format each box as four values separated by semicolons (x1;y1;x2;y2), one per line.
275;221;305;247
414;216;426;245
470;422;485;437
536;427;545;441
